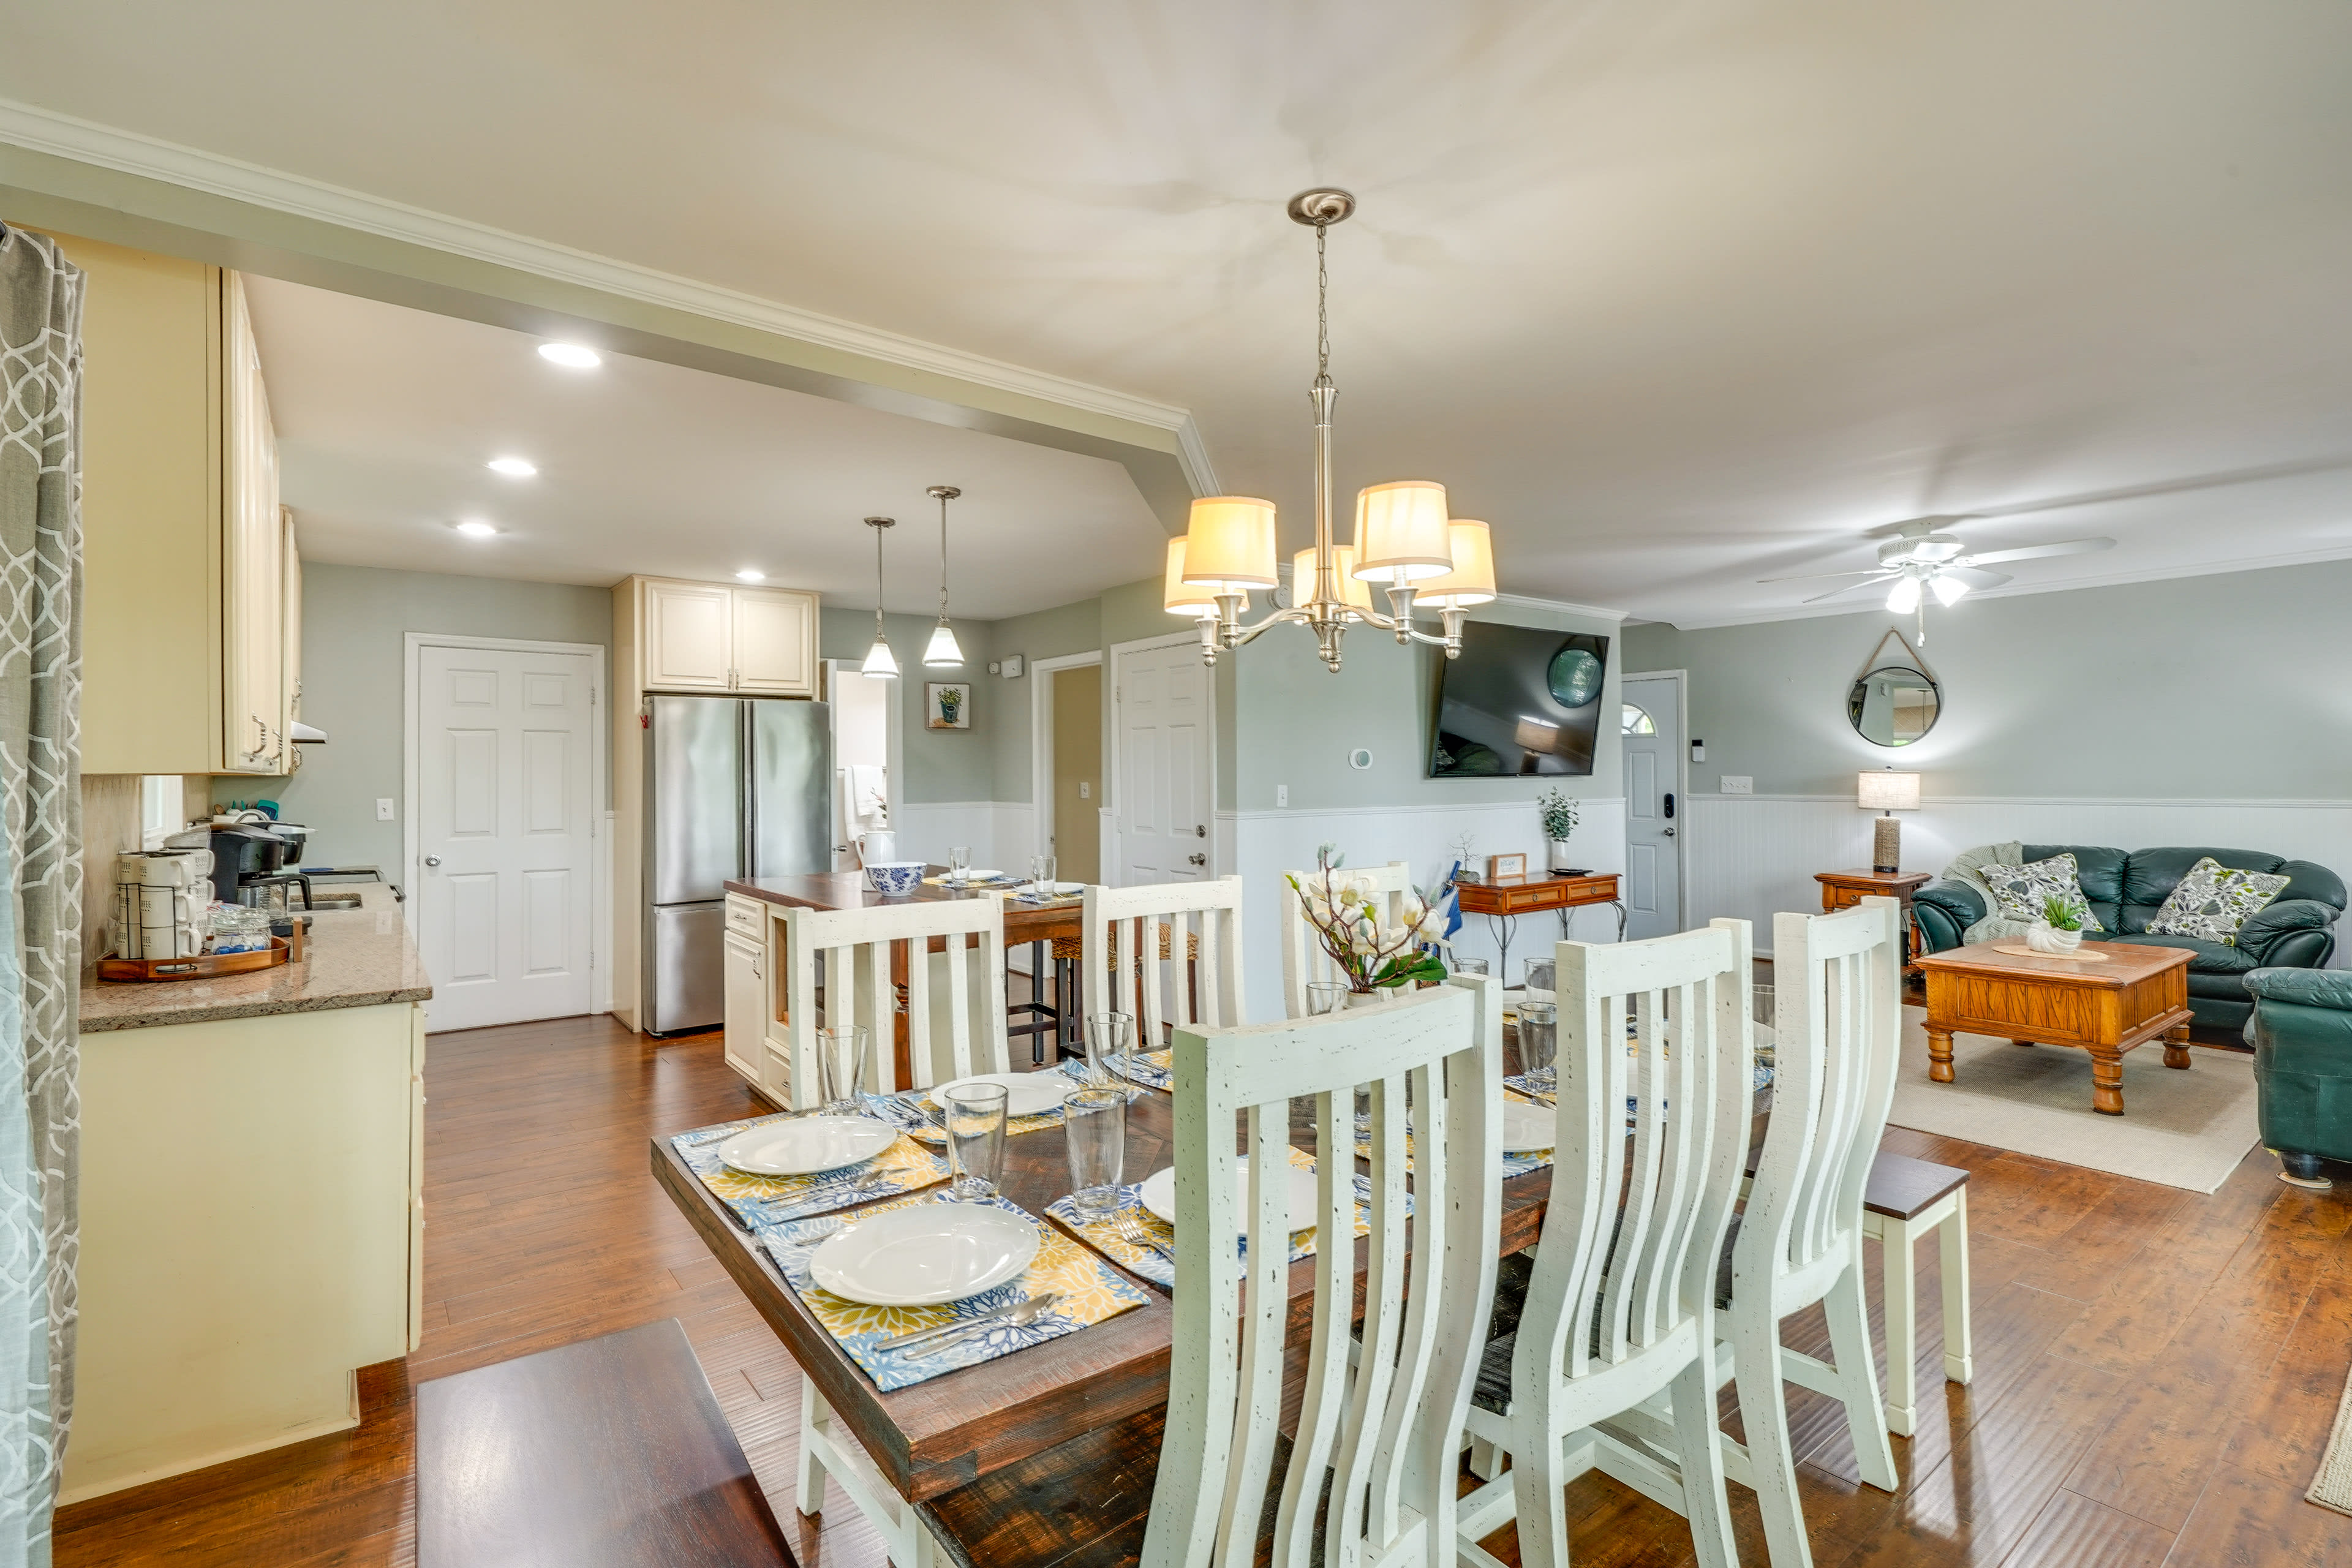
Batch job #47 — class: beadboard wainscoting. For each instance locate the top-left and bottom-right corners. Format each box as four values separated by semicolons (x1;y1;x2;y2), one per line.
1689;794;2352;962
1226;797;1628;1020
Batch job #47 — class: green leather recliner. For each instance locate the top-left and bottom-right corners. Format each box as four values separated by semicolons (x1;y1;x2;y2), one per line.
2247;967;2352;1188
1912;845;2345;1032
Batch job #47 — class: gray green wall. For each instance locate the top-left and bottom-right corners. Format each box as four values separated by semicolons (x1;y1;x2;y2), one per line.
216;564;613;872
815;607;994;803
1622;557;2352;799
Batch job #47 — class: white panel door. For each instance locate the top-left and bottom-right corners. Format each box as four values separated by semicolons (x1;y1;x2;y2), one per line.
644;580;733;691
1621;673;1684;940
417;645;597;1031
1115;640;1211;886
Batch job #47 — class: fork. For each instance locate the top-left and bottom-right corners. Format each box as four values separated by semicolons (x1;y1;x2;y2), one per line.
1114;1205;1174;1265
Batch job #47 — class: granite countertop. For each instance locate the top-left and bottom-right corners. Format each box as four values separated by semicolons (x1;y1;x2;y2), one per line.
78;884;434;1034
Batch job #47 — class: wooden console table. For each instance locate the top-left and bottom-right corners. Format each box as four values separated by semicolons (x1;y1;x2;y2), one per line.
1451;872;1624;983
1815;867;1931;967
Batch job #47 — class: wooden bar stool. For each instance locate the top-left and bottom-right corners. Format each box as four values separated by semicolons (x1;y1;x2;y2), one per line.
1858;1151;1974;1437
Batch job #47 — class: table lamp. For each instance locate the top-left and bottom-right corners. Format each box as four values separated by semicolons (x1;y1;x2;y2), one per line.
1858;769;1921;873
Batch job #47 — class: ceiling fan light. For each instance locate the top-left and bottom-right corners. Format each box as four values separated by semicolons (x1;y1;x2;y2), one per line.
1929;573;1972;607
1351;481;1453;582
1180;497;1280;588
1163;539;1222;618
1417;521;1498;608
1885;575;1923;615
922;621;964;666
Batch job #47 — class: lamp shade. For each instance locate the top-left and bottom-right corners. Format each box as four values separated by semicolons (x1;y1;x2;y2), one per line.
861;635;900;679
1417;520;1498;607
1351;481;1453;582
922;621;964;666
1180;496;1279;588
1293;545;1375;613
1163;539;1220;618
1857;771;1921;811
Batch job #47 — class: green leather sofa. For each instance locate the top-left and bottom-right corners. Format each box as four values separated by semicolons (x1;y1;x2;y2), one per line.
2247;968;2352;1188
1912;845;2345;1031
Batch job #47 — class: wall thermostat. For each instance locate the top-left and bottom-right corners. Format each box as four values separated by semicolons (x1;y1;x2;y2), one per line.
1001;655;1025;679
1348;748;1374;771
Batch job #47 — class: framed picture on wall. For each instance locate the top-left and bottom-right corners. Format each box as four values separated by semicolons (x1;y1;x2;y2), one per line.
925;682;972;729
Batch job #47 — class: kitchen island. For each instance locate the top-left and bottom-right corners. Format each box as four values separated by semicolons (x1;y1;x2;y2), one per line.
67;885;431;1503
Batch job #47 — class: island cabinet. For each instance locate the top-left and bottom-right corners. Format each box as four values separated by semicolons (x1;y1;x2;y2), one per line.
54;230;298;776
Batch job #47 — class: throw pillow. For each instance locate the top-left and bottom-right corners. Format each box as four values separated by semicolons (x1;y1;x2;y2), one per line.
2147;857;2289;946
1977;853;2104;932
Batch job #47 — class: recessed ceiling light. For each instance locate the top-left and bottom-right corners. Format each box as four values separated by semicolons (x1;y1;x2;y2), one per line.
486;456;538;477
734;568;766;582
454;520;500;538
537;343;601;369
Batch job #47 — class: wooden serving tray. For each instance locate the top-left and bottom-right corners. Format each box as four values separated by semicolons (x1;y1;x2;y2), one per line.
97;936;293;982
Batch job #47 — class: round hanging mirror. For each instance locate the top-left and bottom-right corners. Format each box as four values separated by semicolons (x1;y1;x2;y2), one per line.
1848;629;1941;747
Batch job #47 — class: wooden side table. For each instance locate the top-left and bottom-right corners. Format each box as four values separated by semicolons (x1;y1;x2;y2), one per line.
1452;872;1624;984
1815;868;1931;966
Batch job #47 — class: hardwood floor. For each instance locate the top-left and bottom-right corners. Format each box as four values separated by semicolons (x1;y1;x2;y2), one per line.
54;1011;2352;1567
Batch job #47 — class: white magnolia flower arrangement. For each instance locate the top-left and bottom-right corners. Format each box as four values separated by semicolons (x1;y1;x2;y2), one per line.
1286;865;1452;995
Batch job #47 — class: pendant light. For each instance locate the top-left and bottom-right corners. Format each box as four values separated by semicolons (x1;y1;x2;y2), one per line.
922;484;965;667
860;516;899;679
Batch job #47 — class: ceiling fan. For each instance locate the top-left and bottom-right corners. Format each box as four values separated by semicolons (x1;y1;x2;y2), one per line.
1758;516;2116;638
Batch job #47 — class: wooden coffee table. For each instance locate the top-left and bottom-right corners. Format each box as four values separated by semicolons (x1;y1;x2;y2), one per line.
1912;940;2194;1116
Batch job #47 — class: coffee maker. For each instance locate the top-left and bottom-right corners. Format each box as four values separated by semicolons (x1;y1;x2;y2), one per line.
209;823;313;911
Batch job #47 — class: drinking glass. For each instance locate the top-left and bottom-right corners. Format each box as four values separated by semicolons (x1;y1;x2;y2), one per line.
815;1025;868;1116
943;1082;1009;1199
1523;957;1555;997
1062;1087;1126;1222
949;845;971;886
1085;1011;1134;1089
1028;854;1058;899
1305;981;1348;1017
1518;1000;1558;1092
1453;957;1490;978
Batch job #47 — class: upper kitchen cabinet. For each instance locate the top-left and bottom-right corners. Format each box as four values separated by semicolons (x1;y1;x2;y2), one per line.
617;576;818;697
64;232;295;776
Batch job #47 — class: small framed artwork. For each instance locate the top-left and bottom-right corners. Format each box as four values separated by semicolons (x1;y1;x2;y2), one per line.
925;682;972;729
1487;852;1528;882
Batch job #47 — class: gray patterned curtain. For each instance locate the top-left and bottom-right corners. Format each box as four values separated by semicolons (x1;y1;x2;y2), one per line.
0;223;83;1567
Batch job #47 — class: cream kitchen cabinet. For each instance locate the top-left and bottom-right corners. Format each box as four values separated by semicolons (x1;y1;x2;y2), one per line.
722;921;768;1090
618;575;818;698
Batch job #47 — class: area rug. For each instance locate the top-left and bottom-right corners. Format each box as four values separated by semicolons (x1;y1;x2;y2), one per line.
2313;1370;2352;1517
1884;1006;2259;1193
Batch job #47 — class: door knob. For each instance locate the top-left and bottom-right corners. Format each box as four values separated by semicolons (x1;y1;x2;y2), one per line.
424;854;442;867
1188;853;1208;867
1195;824;1207;838
1661;827;1676;838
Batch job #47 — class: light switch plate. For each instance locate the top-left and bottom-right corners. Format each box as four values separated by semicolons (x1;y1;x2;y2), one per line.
1720;776;1753;795
375;797;396;820
1276;784;1289;807
1078;782;1091;799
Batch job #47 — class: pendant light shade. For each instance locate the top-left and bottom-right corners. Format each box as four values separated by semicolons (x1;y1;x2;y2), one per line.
861;514;898;678
1292;545;1375;613
1180;497;1280;588
1163;539;1220;619
922;622;964;666
1351;480;1452;582
922;484;964;667
1417;521;1497;608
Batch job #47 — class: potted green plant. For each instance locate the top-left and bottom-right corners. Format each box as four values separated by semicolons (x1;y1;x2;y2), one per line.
1537;788;1581;873
2027;891;2088;955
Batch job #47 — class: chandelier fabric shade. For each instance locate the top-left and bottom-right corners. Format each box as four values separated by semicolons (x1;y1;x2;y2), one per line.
1351;481;1453;582
1294;545;1376;614
1179;497;1280;588
1163;539;1221;619
1417;521;1498;608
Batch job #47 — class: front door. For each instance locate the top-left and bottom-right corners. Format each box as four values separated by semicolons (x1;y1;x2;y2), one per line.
1114;639;1211;886
415;643;597;1031
1621;673;1684;940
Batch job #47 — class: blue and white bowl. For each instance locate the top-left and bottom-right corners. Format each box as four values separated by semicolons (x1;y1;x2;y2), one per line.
865;861;925;897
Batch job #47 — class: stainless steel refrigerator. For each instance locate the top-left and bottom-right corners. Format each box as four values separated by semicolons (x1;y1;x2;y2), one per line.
644;695;831;1035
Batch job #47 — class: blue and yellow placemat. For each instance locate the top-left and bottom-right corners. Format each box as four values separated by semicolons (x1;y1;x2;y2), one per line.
756;1192;1149;1392
861;1088;1067;1143
1048;1145;1390;1291
673;1115;948;1229
1108;1049;1173;1092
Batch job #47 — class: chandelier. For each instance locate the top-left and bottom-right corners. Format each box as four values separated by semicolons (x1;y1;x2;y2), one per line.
1164;189;1496;672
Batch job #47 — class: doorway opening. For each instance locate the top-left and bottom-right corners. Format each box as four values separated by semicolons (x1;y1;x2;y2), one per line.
823;658;899;872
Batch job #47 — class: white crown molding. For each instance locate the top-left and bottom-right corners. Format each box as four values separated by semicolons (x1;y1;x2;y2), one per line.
0;95;1210;469
1650;543;2352;631
1173;418;1218;499
1490;592;1629;622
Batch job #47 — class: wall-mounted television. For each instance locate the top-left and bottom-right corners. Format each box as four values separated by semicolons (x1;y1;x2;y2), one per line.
1428;622;1611;778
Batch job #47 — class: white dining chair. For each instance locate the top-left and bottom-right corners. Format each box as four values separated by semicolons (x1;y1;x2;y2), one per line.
1080;875;1247;1044
1144;975;1504;1568
1455;920;1757;1568
786;895;1009;1568
1278;858;1414;1017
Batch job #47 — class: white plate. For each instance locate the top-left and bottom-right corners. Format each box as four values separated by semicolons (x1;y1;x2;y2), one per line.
1499;1100;1557;1155
928;1071;1071;1120
808;1202;1041;1307
718;1115;899;1177
944;869;1003;883
1138;1159;1324;1233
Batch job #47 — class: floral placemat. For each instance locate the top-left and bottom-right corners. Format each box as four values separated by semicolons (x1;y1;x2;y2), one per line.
921;873;1020;888
1107;1048;1173;1091
1047;1145;1390;1291
672;1115;949;1229
756;1192;1149;1392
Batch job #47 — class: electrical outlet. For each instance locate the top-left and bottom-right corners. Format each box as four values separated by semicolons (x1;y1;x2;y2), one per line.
1077;782;1090;800
1276;784;1289;807
375;797;396;820
1720;776;1753;795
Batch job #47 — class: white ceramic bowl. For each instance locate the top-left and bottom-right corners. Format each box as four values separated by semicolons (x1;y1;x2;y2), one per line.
865;861;925;896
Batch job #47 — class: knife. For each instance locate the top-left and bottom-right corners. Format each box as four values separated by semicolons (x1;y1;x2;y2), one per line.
877;1291;1063;1354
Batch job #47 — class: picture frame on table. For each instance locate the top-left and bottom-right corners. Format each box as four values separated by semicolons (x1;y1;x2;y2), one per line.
1487;852;1528;882
925;682;973;729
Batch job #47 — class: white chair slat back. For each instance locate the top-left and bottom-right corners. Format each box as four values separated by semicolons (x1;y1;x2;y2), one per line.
778;897;1008;1105
1278;860;1415;1018
1082;876;1248;1048
1144;976;1503;1568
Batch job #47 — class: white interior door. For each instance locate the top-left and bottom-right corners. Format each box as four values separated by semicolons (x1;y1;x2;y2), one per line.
1114;639;1211;886
415;644;597;1031
1621;673;1684;940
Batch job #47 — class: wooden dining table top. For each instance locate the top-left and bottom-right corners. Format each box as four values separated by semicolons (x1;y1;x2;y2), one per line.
724;869;1084;946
